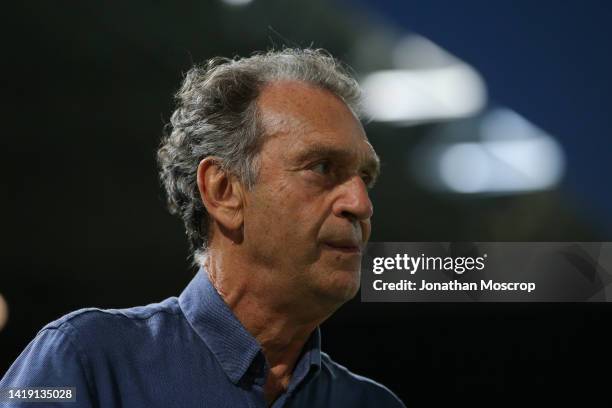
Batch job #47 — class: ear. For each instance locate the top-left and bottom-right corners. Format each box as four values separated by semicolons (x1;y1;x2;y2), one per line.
196;157;245;233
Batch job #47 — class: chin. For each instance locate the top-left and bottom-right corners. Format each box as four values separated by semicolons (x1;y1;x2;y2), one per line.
317;267;361;304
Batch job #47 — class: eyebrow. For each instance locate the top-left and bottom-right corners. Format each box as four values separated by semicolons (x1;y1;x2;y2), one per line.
293;143;381;182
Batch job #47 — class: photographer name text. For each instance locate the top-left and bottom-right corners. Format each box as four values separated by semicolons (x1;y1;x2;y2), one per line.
373;279;536;293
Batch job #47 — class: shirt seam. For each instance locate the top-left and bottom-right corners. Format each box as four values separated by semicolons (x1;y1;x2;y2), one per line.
45;305;184;330
47;322;99;408
91;307;183;322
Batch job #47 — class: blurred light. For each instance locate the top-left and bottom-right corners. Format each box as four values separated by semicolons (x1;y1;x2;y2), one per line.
221;0;253;6
412;109;566;195
392;34;458;70
0;293;8;332
360;33;486;124
481;108;546;141
440;143;491;193
361;65;486;124
438;138;564;194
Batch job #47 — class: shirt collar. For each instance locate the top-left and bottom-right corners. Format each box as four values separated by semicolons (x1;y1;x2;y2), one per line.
178;267;322;385
288;323;322;393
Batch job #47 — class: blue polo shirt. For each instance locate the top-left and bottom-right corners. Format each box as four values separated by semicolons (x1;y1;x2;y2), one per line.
1;269;405;407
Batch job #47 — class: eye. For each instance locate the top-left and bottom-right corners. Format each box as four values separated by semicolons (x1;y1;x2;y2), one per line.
361;172;374;188
311;161;332;175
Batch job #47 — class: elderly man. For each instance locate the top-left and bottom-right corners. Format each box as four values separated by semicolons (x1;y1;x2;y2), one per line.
1;49;405;407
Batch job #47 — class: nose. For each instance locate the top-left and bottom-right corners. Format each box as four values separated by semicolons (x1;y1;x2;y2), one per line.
332;175;374;222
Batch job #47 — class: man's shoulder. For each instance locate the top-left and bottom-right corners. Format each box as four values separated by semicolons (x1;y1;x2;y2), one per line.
40;297;184;346
319;352;405;407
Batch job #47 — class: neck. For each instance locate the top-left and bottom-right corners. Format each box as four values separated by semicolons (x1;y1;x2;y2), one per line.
204;247;333;405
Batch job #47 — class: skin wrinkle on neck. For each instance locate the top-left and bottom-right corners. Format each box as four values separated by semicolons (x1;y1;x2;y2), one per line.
204;253;324;404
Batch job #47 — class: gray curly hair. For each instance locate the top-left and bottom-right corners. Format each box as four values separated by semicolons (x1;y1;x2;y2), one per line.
157;48;362;265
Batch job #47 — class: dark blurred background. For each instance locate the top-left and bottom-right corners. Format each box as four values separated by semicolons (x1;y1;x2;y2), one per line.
2;0;612;405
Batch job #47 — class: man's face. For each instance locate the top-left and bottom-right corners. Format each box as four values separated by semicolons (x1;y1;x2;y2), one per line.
242;81;379;306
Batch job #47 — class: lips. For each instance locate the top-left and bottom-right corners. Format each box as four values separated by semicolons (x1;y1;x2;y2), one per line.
323;240;363;254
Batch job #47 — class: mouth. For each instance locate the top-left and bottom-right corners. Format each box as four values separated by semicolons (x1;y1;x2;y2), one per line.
322;242;362;254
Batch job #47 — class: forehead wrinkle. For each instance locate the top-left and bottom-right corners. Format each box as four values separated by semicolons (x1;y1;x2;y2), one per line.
256;81;330;138
255;80;377;173
257;104;378;176
259;107;314;142
256;80;360;141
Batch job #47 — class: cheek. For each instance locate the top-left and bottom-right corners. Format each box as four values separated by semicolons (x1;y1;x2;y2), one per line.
362;220;372;242
245;185;298;239
247;185;326;252
249;166;336;232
